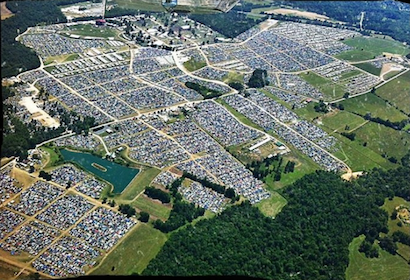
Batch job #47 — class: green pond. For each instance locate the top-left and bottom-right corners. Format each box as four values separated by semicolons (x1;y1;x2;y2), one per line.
60;149;139;193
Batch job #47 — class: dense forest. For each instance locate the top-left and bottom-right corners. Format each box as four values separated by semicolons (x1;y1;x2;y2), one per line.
188;10;266;38
279;0;410;45
143;165;409;279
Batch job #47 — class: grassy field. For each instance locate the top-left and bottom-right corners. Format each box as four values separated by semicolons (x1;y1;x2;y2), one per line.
255;191;287;218
321;110;367;133
345;235;410;280
64;24;119;39
90;223;167;275
375;71;410;114
131;195;171;221
336;36;410;62
299;72;346;101
381;197;410;236
353;62;381;76
116;167;161;202
183;58;207;72
340;93;408;123
43;53;79;65
319;125;394;171
39;146;61;169
293;102;323;121
354;122;410;161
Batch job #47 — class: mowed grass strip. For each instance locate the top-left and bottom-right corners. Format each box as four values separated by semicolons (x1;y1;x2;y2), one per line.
341;93;408;122
131;195;171;221
90;223;167;275
375;71;410;114
354;122;410;160
345;235;410;280
117;167;161;201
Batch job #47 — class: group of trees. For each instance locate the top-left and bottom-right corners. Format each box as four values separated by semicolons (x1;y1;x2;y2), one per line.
247;69;269;88
143;165;410;278
246;155;295;183
144;186;171;204
314;100;328;113
184;81;222;99
188;10;266;39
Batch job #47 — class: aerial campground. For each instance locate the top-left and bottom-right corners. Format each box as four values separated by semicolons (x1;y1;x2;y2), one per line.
1;0;410;279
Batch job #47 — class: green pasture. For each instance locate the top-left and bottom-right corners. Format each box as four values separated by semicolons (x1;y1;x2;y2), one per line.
353;62;381;76
375;71;410;114
131;195;171;221
340;93;408;122
321;111;367;133
91;223;167;275
354;122;410;161
345;235;410;280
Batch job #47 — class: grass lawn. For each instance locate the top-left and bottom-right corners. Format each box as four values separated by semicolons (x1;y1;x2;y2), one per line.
299;72;346;101
336;36;410;62
39;146;61;169
345;235;410;280
183;58;206;72
116;167;161;202
65;24;118;39
340;93;408;123
43;53;79;65
321;110;367;133
223;71;244;84
354;122;410;161
293;102;323;121
320;125;394;171
131;195;171;221
353;62;381;76
375;71;410;114
90;223;167;275
381;197;410;236
255;191;287;218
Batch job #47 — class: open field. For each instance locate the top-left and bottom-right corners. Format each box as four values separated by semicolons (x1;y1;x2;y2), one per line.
293;102;323;121
353;62;381;76
263;8;329;20
336;37;410;62
255;191;287;218
375;71;410;114
354;122;410;161
341;93;408;123
381;197;410;236
63;24;119;39
345;235;410;280
90;223;167;275
116;167;161;202
43;53;80;65
299;72;346;101
131;195;171;221
321;110;367;133
183;58;207;72
1;2;14;20
319;125;394;171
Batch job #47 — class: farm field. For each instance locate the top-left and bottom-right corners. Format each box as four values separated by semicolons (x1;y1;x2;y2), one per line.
336;36;410;62
375;71;410;114
340;93;408;122
354;122;410;161
345;235;410;280
90;223;167;276
299;72;346;101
